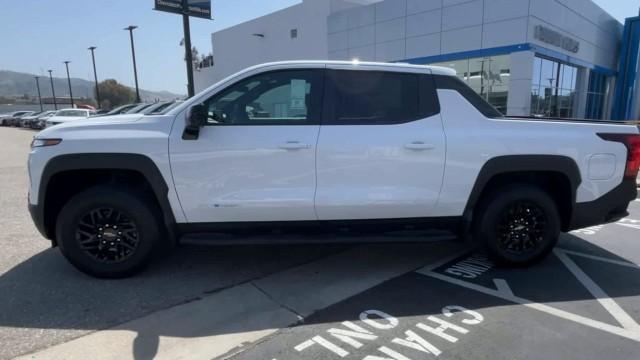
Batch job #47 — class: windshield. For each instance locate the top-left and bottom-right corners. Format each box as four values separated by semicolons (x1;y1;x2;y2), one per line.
140;102;169;114
156;101;183;114
125;103;153;114
39;112;56;118
106;104;138;115
55;110;87;117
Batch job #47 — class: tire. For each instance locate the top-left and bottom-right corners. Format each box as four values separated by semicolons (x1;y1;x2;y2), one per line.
55;186;162;278
473;184;560;267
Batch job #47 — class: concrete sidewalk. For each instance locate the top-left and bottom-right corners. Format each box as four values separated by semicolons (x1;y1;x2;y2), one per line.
16;242;463;360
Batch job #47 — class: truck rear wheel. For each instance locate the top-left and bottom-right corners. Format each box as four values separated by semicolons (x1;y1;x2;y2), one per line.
55;186;161;278
474;184;560;266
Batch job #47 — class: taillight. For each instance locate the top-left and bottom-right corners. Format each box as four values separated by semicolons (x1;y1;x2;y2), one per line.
598;133;640;179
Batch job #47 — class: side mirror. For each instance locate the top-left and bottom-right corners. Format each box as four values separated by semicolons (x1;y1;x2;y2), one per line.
183;104;207;140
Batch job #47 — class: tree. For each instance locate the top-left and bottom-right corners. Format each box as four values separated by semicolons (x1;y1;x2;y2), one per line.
96;79;135;109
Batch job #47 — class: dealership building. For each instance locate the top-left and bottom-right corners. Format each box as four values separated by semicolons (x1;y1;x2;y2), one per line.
194;0;640;120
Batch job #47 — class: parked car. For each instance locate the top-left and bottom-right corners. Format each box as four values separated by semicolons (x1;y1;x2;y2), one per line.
1;111;35;126
138;101;173;115
28;61;640;278
45;109;94;128
155;100;184;114
123;103;154;114
20;111;55;128
31;111;57;130
97;104;141;116
0;111;33;125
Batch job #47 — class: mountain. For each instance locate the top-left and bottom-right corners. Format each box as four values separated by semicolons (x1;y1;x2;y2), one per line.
0;70;184;102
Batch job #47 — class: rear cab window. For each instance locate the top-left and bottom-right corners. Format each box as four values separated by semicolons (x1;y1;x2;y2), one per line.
433;74;503;118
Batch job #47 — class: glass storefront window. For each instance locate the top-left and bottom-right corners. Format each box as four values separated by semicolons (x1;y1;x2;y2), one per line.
585;71;608;119
531;56;581;118
429;55;510;114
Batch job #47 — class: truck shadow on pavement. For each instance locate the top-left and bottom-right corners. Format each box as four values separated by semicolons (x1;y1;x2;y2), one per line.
1;233;639;359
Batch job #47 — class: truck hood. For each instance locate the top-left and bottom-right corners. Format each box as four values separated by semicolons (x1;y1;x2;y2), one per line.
36;114;165;139
48;114;144;126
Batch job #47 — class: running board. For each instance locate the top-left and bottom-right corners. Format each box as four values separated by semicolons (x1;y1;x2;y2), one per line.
180;230;458;246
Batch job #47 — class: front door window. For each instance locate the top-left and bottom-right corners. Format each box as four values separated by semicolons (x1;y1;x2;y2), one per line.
202;70;320;125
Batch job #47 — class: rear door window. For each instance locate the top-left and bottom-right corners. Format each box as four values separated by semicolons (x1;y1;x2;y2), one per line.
324;70;422;125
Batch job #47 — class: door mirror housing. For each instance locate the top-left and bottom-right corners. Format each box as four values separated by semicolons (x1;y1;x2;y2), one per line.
183;104;207;140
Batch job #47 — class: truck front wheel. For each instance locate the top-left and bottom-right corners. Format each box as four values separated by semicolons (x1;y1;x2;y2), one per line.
55;186;161;278
474;184;561;266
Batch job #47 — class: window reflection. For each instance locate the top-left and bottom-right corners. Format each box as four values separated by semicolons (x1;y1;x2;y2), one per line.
530;56;582;118
429;55;510;114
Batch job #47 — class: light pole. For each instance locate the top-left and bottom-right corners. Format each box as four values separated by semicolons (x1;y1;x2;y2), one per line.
47;70;57;110
34;76;43;112
181;0;195;98
88;46;101;108
63;61;74;107
124;25;141;103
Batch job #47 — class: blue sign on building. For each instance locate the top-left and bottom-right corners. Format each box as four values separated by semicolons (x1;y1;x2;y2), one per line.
612;16;640;120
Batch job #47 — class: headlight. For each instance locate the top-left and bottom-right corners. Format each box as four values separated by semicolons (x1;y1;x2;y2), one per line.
31;138;62;148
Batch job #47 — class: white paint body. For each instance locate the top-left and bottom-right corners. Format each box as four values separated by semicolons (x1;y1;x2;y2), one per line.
29;61;639;225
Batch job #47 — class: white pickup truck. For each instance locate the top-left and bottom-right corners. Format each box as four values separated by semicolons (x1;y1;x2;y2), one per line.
27;61;640;278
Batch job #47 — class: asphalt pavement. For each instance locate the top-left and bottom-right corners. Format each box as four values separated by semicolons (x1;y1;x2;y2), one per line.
1;126;639;360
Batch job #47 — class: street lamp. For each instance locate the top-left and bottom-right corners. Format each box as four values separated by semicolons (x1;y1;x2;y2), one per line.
34;76;43;112
47;70;57;110
88;46;101;108
63;61;74;107
124;25;141;103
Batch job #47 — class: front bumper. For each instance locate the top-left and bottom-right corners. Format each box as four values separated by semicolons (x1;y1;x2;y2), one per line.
28;202;53;244
569;179;638;230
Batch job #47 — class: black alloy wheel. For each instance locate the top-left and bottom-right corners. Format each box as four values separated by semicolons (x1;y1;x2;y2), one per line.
75;207;140;263
57;186;162;278
496;201;547;255
474;184;560;266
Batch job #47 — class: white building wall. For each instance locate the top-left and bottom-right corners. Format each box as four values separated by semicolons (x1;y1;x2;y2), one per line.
327;0;621;69
195;0;372;92
507;51;535;116
195;0;623;117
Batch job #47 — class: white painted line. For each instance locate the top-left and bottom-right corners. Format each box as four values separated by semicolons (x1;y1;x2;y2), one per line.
557;248;640;268
493;279;514;297
554;249;640;332
417;270;640;342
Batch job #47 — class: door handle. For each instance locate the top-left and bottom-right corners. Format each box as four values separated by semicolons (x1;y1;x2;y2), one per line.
278;141;311;150
404;141;435;150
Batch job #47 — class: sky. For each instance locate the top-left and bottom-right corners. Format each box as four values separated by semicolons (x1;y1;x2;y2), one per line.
0;0;636;94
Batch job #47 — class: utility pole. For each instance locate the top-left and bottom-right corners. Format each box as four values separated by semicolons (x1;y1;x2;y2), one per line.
34;76;43;111
124;25;141;103
88;46;101;108
47;70;57;110
63;61;74;107
182;0;195;98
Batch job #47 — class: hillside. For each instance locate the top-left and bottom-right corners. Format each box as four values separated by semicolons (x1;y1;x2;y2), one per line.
0;70;183;102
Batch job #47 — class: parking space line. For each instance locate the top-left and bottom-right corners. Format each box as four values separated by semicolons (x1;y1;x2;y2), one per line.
557;248;640;268
493;279;514;297
416;249;474;273
417;269;640;342
554;249;640;332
